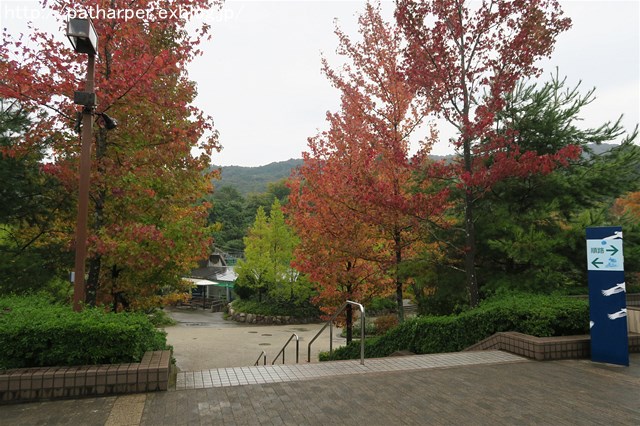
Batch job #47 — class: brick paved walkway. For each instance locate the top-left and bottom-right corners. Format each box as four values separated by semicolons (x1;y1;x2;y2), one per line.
2;352;639;425
176;350;524;389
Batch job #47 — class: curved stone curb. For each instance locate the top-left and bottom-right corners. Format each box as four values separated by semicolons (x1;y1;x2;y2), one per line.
227;307;318;325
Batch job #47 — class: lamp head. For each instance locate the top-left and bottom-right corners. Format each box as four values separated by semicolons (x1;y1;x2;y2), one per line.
100;113;118;130
67;18;98;55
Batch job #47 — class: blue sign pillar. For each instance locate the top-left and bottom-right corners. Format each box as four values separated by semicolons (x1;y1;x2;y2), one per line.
586;226;628;366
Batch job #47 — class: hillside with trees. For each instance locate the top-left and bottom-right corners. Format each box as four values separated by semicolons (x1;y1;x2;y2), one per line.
211;146;622;199
213;159;303;196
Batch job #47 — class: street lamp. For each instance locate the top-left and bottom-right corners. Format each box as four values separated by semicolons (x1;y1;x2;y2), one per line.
67;19;98;55
67;18;98;312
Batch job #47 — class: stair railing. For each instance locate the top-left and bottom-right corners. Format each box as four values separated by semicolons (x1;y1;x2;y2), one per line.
307;300;365;365
271;333;299;365
254;350;267;366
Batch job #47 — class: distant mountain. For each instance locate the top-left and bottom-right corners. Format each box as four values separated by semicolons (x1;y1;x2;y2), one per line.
212;144;621;196
212;159;303;196
587;143;617;156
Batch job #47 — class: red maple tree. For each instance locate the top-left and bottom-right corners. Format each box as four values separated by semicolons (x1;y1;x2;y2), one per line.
288;4;449;329
0;0;221;309
396;0;579;306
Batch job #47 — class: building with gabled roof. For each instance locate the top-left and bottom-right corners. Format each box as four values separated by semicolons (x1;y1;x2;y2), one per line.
186;251;238;304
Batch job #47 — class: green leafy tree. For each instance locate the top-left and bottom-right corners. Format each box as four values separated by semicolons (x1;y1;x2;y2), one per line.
208;186;250;254
0;99;72;294
235;207;271;301
476;75;639;294
208;181;292;262
413;75;639;307
1;0;221;309
266;200;313;305
397;0;574;306
245;180;290;222
235;200;313;306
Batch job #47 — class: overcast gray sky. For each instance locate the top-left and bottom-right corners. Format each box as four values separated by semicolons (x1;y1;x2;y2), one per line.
2;1;638;167
191;0;639;166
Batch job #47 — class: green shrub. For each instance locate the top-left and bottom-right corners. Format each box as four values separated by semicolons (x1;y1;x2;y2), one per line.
339;317;377;338
628;281;640;294
320;293;589;361
367;297;396;315
147;308;177;327
230;299;320;319
375;314;399;335
339;315;399;338
0;295;168;369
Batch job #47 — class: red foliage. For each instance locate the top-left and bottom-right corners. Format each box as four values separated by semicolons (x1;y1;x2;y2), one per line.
395;0;574;305
1;0;222;308
287;4;450;320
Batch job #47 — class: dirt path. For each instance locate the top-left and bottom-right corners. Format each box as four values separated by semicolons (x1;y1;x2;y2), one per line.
163;307;346;371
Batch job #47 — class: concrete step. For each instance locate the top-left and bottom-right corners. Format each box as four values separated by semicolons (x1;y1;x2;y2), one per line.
175;350;527;390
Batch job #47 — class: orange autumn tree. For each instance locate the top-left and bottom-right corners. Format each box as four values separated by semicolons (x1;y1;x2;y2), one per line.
396;0;577;306
0;0;221;309
613;192;640;221
288;4;449;332
289;152;392;343
612;191;640;287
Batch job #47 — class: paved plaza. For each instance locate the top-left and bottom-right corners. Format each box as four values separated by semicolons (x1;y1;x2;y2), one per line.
162;307;343;371
175;351;524;389
3;309;639;424
2;352;639;425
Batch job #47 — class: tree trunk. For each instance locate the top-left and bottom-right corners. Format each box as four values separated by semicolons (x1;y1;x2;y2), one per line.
462;134;479;307
394;229;405;323
110;264;122;311
458;16;480;308
464;188;479;307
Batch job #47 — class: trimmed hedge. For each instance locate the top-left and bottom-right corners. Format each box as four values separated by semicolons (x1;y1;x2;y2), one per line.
321;294;589;361
0;295;168;369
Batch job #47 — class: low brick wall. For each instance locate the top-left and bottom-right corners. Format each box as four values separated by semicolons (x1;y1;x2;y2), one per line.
629;307;640;334
628;293;640;307
0;350;171;404
466;332;640;360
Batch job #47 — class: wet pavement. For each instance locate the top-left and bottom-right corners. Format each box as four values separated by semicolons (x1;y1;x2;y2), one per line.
162;307;344;371
2;353;639;425
3;309;639;424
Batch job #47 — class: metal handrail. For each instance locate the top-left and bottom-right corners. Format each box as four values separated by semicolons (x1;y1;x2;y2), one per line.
272;333;299;365
307;300;365;365
254;350;267;366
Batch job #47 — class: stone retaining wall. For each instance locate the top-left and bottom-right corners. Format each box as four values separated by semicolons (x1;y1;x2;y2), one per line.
227;307;317;325
0;350;171;404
